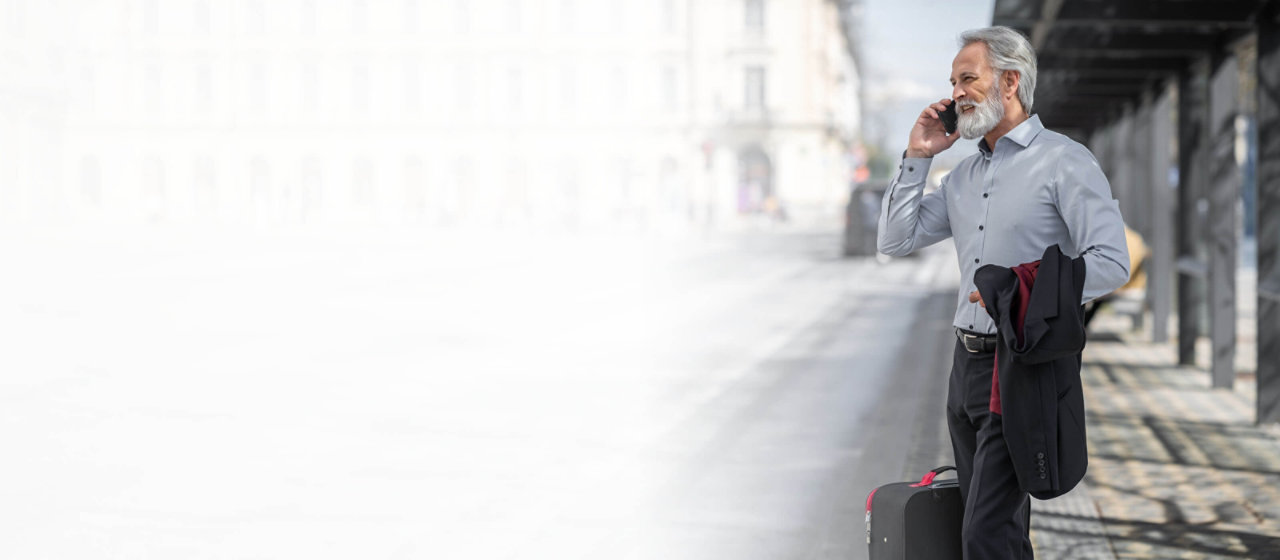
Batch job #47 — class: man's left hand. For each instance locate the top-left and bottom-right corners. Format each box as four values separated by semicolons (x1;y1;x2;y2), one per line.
969;290;985;308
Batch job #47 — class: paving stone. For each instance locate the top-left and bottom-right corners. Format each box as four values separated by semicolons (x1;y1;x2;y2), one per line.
1031;314;1280;559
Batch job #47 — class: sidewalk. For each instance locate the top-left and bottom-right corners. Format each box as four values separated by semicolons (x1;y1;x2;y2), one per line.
1030;309;1280;559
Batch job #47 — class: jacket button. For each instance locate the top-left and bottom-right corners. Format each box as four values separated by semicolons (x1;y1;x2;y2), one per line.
1036;452;1045;459
1039;473;1047;479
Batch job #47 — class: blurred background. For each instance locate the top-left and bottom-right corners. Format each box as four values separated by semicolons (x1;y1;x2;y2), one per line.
18;1;1279;559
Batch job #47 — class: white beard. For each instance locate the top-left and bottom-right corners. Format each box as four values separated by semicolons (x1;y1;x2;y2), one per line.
956;83;1005;140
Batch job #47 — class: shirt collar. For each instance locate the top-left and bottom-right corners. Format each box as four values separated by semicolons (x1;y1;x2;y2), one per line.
977;114;1044;156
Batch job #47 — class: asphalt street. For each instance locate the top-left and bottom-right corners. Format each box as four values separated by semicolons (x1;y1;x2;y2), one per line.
0;226;960;559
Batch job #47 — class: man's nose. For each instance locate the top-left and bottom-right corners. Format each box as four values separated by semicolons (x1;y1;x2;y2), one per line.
952;84;966;101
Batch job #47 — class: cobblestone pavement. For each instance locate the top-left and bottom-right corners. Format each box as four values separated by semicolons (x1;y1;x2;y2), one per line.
1030;313;1280;559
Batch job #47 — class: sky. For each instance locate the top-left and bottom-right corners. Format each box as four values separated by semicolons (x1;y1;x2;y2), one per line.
860;0;998;170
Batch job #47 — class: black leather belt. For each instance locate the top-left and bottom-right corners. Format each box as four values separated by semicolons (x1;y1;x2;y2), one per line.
956;328;998;354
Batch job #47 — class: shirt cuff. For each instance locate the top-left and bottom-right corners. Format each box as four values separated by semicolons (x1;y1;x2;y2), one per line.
897;157;932;184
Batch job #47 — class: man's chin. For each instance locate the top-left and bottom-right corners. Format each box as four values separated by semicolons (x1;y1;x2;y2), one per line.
957;119;994;140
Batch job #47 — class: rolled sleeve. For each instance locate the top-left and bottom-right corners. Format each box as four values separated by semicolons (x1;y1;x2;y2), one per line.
1054;144;1130;303
877;157;952;256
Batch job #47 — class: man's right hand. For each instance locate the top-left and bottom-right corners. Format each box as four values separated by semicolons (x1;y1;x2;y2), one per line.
905;98;961;159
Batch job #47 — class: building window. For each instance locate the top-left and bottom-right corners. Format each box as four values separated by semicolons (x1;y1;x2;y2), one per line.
745;0;764;31
250;62;266;114
144;157;167;220
194;157;217;216
353;158;375;206
350;0;368;33
301;0;317;35
506;0;522;32
557;65;575;118
194;0;211;34
80;156;101;207
404;59;421;115
144;0;159;34
6;1;24;35
301;156;322;218
195;62;212;114
608;1;624;32
744;66;765;110
247;0;265;35
145;65;163;115
661;0;676;33
506;66;523;116
611;65;627;111
560;0;575;33
251;156;270;221
403;0;419;33
82;65;96;113
454;0;470;34
352;63;369;115
404;156;425;219
302;63;319;115
662;65;677;113
455;65;473;117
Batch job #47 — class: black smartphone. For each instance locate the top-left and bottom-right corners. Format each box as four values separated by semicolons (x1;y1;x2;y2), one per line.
939;101;958;134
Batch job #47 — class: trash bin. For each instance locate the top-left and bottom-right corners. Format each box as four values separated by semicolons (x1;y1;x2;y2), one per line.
843;180;889;257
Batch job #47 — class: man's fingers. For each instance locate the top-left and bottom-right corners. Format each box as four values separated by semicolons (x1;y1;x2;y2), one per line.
969;290;985;307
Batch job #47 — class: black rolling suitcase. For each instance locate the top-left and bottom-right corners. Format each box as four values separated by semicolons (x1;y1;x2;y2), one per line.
865;466;963;560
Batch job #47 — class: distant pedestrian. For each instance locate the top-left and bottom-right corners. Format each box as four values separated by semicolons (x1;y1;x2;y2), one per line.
877;26;1130;558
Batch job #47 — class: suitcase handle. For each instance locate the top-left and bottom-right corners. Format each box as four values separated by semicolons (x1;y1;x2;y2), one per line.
909;466;956;487
865;466;959;514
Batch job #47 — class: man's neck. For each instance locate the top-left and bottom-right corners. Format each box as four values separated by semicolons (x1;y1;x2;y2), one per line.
982;112;1031;150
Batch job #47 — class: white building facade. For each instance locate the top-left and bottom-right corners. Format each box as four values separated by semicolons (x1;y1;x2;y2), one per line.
0;0;862;232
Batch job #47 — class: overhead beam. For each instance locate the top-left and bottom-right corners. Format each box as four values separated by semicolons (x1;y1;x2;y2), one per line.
1038;56;1192;72
1040;29;1222;53
1030;0;1065;51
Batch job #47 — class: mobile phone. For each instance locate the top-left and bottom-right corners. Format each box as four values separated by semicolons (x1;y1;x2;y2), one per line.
939;101;958;135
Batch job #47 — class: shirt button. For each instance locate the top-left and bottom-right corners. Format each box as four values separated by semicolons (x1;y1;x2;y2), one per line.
978;225;984;231
907;166;914;172
983;193;989;198
974;258;979;263
968;324;974;329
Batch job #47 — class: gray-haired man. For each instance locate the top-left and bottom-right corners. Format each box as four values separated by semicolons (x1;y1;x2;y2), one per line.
877;26;1130;558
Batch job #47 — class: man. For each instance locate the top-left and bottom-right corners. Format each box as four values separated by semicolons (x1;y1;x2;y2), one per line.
876;26;1129;558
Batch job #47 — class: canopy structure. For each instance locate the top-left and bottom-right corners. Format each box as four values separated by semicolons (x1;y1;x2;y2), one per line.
989;0;1280;424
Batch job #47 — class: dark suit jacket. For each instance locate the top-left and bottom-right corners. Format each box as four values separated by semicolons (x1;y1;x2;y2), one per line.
974;244;1088;500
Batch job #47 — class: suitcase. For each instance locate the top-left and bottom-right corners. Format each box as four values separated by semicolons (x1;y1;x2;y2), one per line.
866;466;963;560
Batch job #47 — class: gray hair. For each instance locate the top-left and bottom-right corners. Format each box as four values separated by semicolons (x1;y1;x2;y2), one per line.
959;26;1037;115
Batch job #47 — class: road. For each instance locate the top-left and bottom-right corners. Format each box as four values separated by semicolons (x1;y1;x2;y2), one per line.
0;226;960;559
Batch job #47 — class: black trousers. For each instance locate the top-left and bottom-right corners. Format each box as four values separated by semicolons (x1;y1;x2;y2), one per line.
946;339;1034;559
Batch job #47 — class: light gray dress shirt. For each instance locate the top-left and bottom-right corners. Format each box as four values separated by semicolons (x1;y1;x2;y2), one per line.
877;115;1130;335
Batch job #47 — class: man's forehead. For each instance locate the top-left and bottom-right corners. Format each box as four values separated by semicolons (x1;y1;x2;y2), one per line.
951;44;987;79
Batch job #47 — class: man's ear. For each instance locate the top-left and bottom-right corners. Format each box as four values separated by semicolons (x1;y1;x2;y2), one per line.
1003;71;1020;101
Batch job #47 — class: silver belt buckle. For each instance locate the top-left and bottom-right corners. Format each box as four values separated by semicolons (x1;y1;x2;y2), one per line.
958;330;982;353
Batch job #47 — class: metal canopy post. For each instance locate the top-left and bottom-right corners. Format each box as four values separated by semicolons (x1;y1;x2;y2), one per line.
1207;52;1240;390
1257;5;1280;423
1177;60;1210;367
1149;84;1176;344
